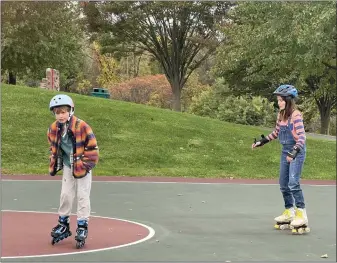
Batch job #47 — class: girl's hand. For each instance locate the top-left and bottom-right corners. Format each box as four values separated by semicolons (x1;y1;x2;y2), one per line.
286;156;293;163
251;142;259;149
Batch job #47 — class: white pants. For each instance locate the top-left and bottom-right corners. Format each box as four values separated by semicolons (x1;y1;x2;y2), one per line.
58;165;92;221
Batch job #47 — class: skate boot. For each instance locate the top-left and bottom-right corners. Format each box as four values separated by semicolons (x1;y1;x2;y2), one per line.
51;216;72;245
290;208;310;234
274;207;295;230
75;220;88;249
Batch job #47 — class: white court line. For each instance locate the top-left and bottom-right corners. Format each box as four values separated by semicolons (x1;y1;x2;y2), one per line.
1;210;155;259
1;179;335;187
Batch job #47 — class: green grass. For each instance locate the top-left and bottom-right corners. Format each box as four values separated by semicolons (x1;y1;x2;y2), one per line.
1;84;336;180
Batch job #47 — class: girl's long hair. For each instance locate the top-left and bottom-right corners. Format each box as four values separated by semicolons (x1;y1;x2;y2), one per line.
279;96;296;121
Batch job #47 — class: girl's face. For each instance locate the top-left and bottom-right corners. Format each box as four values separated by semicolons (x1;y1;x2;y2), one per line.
277;96;286;110
54;109;70;123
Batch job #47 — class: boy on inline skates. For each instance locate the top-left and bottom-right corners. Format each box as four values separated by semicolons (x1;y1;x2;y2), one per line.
47;94;99;247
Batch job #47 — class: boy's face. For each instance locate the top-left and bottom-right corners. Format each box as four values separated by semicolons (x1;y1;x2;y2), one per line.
277;96;286;110
54;107;70;123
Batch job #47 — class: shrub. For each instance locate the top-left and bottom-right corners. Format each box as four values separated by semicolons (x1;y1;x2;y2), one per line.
181;73;211;111
108;74;172;108
216;95;276;127
189;85;276;127
188;88;218;118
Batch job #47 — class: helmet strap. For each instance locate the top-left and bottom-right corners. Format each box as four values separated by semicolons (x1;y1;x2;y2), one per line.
68;108;74;120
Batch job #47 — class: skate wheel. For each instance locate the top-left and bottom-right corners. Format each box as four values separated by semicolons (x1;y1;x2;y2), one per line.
274;224;280;229
305;227;310;233
291;228;297;234
280;224;289;230
297;228;304;234
51;238;56;245
76;241;85;249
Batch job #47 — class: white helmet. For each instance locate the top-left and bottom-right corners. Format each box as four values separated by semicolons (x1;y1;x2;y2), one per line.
49;94;75;116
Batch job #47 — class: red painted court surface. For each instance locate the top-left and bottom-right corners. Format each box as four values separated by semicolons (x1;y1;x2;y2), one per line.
2;211;153;258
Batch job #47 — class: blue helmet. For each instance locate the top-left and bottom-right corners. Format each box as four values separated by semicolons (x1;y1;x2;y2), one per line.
273;84;298;98
49;94;75;116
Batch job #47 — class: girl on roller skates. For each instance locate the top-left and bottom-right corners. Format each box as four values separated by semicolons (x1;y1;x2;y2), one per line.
47;94;99;247
252;85;309;233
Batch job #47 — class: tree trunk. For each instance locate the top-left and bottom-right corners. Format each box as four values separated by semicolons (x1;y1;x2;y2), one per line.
306;76;334;135
318;103;331;135
8;72;16;85
171;85;181;111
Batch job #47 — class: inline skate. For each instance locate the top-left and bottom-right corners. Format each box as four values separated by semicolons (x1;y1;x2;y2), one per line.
51;216;72;245
75;220;88;249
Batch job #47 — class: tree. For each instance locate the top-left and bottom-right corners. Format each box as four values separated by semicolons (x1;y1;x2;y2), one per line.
214;2;336;134
82;1;234;111
1;2;85;88
91;41;120;86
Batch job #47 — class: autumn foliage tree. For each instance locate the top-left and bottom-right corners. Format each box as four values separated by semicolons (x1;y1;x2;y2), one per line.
92;42;120;87
108;74;172;108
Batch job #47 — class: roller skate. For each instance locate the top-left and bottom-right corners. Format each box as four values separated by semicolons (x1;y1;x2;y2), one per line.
51;216;72;245
290;208;310;235
75;220;88;249
274;207;295;230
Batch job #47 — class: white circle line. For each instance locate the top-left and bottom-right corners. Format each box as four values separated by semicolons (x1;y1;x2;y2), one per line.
1;209;156;259
1;179;335;187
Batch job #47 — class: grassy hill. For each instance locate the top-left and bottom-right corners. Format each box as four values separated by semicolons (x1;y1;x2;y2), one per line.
1;84;335;180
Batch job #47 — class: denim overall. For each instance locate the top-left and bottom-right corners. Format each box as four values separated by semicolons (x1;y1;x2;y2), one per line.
278;118;306;209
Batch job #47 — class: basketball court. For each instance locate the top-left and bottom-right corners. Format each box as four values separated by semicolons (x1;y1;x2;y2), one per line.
1;175;336;262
